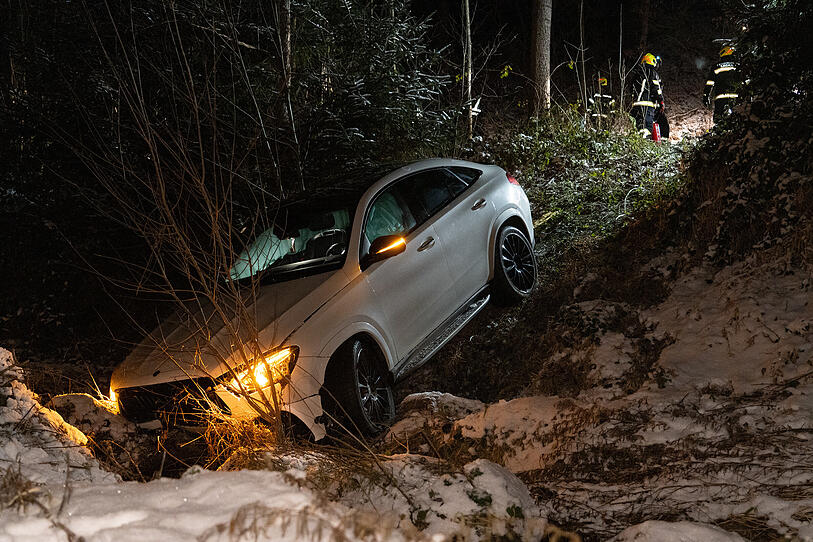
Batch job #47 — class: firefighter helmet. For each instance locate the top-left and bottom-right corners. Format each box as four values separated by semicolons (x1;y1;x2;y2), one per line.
598;77;608;86
642;53;657;66
720;45;735;57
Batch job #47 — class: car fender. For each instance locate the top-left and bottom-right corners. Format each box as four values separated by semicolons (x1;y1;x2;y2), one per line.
318;320;397;374
487;206;533;280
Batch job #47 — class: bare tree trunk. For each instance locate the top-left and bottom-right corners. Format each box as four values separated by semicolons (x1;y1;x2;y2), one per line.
622;0;649;56
280;0;291;92
638;0;650;52
618;2;626;113
462;0;473;139
578;0;588;120
533;0;552;115
274;0;303;192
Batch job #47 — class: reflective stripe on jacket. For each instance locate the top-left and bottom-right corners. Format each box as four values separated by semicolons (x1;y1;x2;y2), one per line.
706;59;740;106
630;64;662;110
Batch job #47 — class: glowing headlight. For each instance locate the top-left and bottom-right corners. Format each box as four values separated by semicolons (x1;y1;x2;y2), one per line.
107;387;120;415
229;347;298;392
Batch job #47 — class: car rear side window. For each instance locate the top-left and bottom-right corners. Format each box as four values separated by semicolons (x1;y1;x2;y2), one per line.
449;166;482;185
400;169;467;223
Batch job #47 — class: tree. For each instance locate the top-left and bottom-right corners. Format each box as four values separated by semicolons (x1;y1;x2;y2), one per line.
622;0;650;56
462;0;473;139
533;0;553;114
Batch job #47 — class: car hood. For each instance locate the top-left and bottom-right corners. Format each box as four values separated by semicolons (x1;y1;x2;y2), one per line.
111;269;347;389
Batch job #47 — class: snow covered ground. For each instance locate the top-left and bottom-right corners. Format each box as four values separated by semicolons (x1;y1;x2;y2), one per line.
2;242;811;541
1;348;547;541
387;252;813;540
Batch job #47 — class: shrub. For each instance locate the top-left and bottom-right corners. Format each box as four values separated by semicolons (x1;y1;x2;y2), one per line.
472;114;684;266
686;0;813;263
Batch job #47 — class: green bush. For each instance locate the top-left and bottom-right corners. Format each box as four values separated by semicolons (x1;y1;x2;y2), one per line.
685;0;813;263
472;114;684;266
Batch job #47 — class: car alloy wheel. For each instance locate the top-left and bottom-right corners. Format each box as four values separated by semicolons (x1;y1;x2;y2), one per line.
354;342;394;430
323;337;394;437
492;225;537;305
500;229;536;292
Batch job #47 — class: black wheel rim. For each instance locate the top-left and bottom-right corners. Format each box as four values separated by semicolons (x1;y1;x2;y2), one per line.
500;231;536;293
356;344;394;427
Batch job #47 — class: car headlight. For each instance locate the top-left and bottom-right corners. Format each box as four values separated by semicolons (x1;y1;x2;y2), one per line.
228;346;299;392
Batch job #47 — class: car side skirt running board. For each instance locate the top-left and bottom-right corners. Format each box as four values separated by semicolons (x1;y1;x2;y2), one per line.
392;287;491;381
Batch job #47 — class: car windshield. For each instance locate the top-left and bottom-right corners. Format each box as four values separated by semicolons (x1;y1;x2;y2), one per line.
229;197;358;283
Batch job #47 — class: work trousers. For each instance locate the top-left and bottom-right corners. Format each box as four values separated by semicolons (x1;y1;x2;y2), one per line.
632;105;655;137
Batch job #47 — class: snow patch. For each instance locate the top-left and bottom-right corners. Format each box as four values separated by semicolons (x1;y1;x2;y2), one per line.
0;348;113;488
610;520;746;542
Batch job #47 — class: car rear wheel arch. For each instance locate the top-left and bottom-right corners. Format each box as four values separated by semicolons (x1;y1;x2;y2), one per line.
489;214;532;278
491;222;537;306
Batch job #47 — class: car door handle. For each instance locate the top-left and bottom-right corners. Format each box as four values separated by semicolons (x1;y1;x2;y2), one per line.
471;198;487;211
417;237;435;251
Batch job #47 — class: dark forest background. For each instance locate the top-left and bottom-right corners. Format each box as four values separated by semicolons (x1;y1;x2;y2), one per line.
1;0;807;396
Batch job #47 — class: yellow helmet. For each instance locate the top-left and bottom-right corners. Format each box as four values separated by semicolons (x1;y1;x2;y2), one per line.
642;53;657;66
598;77;608;86
720;45;735;57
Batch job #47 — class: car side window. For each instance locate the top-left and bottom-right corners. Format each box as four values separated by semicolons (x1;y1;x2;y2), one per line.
400;169;467;223
444;169;469;198
449;166;482;186
364;187;417;245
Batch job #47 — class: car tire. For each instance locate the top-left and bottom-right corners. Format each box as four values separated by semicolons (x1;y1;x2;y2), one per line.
491;225;537;306
322;337;395;437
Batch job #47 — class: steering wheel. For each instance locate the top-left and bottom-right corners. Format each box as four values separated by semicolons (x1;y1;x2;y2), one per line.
312;229;347;257
312;229;345;240
326;243;346;256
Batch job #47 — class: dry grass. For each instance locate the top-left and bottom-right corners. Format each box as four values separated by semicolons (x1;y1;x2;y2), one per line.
205;419;282;472
715;513;785;542
0;464;46;513
198;502;406;542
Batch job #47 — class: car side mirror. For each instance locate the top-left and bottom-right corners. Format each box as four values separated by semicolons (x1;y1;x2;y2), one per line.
361;234;406;271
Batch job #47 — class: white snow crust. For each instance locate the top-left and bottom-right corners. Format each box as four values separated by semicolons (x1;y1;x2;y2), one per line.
609;520;746;541
2;238;811;541
1;348;546;541
384;254;813;540
0;349;113;488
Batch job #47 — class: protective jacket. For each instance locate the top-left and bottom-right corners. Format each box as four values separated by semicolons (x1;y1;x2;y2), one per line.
630;63;663;137
631;63;663;110
588;92;616;120
704;57;740;121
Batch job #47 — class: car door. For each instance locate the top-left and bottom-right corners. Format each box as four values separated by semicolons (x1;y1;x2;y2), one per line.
400;168;494;304
361;181;457;362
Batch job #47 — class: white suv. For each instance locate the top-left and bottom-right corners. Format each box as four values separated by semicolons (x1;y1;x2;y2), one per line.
111;159;536;439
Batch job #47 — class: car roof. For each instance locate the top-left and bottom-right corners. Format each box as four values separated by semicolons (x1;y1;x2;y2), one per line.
277;158;487;211
279;162;406;209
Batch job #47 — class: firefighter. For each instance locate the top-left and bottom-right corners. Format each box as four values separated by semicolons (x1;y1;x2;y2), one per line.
588;76;616;125
630;53;665;139
704;45;740;122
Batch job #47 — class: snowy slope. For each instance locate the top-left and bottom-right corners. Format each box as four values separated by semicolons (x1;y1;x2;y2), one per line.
2;228;811;541
1;348;548;541
0;349;113;488
387;252;813;540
